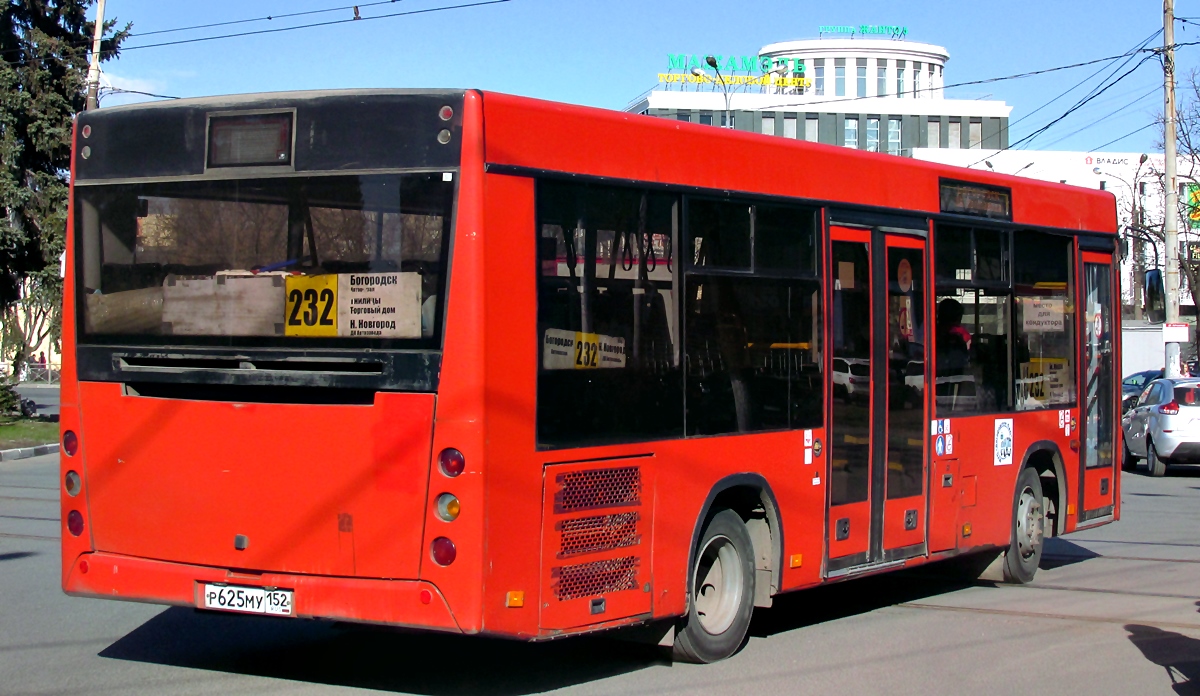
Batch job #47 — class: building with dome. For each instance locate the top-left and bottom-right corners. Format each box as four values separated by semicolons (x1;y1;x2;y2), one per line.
626;29;1012;155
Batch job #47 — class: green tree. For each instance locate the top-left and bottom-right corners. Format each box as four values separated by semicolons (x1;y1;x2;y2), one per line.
0;0;128;385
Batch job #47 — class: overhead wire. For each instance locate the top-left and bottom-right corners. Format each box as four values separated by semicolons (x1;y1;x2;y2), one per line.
1037;84;1161;149
108;0;512;55
1013;31;1162;150
967;51;1161;166
129;0;405;38
999;29;1161;147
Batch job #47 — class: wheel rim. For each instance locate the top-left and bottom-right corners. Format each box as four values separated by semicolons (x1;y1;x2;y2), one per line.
1015;485;1044;561
692;534;743;635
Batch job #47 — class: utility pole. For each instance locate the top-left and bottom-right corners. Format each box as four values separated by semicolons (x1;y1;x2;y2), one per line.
1164;0;1182;377
85;0;107;110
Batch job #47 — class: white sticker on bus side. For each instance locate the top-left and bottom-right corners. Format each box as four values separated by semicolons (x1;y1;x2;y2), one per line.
994;418;1014;466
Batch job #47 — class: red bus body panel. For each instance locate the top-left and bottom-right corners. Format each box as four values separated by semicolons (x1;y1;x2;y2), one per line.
76;382;434;579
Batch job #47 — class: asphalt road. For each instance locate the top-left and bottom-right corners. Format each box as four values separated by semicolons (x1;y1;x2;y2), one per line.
14;384;60;418
4;453;1200;695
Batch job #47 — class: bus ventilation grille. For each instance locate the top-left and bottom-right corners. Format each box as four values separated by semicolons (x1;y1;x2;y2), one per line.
557;512;641;558
554;466;641;513
553;556;639;601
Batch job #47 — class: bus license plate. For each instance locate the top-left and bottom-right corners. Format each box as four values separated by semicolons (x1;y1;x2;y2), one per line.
201;584;293;616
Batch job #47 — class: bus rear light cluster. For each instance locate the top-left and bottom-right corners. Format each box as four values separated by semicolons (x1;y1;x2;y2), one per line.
65;470;82;497
438;448;465;477
430;537;456;566
66;510;85;537
63;430;78;456
438;105;454;121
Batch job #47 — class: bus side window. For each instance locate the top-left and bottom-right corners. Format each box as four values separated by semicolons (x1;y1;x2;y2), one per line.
534;180;684;449
934;224;1014;415
1012;230;1074;411
683;198;822;436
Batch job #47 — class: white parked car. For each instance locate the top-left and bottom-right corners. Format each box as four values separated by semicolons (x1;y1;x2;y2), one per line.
1122;378;1200;476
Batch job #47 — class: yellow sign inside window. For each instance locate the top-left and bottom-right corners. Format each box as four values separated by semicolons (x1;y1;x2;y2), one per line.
284;275;338;336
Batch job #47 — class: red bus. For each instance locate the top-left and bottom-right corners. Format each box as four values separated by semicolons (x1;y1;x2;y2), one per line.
60;90;1119;663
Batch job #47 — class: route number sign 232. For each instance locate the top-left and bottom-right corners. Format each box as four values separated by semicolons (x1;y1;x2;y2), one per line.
285;275;337;337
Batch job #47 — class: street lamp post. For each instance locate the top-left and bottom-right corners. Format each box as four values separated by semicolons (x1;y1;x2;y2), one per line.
705;55;732;128
1103;153;1150;320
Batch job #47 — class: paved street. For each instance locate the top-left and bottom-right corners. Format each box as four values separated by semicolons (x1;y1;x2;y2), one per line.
14;385;60;419
4;453;1200;695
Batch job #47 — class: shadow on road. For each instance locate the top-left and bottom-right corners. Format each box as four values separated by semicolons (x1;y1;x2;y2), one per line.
1039;537;1102;570
0;551;37;562
748;565;973;639
100;607;669;695
1126;623;1200;695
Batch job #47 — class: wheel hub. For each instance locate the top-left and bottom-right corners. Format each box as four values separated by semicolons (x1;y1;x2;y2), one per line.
692;534;743;635
1015;486;1044;560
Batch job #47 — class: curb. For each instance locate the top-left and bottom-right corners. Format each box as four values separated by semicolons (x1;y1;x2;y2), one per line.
0;443;59;461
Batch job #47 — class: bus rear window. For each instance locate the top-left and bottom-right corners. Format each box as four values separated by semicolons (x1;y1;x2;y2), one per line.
76;173;452;345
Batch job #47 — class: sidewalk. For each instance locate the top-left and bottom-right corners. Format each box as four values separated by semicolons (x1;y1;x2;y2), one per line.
0;443;59;462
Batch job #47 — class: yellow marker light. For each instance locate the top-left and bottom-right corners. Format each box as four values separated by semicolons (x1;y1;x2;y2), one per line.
962;522;972;537
435;493;461;522
789;554;803;569
505;591;524;608
1067;504;1076;516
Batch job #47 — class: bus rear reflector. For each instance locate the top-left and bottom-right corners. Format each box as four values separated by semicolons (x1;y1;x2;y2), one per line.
63;430;78;456
430;537;456;566
67;510;84;536
438;448;465;477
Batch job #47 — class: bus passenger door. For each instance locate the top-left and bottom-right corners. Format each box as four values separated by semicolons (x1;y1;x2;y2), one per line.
1078;252;1116;522
877;233;929;560
826;227;930;575
827;228;874;568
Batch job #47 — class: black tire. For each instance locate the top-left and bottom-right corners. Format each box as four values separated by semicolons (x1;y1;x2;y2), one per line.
673;509;756;663
1122;442;1138;472
1146;439;1167;477
1002;467;1045;584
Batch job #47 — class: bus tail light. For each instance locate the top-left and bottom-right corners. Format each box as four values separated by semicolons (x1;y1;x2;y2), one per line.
438;448;465;477
1158;401;1180;415
67;510;84;536
435;493;461;522
438;105;454;121
63;430;78;456
430;537;456;566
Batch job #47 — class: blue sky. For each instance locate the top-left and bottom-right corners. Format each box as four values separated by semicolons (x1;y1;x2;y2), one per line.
97;0;1195;154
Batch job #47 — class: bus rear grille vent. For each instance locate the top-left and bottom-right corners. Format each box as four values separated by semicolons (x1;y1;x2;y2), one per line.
557;512;641;558
554;466;641;513
552;556;639;601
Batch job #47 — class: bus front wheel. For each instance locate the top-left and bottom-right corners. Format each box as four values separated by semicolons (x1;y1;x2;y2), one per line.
673;509;756;663
1002;467;1045;584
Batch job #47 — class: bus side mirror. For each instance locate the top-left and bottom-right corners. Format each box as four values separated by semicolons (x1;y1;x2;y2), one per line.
1119;237;1129;261
1144;268;1166;324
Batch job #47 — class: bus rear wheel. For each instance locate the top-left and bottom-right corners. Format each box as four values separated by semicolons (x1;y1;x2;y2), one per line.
1002;467;1045;584
673;509;755;663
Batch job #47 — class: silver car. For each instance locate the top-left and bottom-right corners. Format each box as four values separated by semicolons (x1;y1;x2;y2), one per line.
1122;377;1200;476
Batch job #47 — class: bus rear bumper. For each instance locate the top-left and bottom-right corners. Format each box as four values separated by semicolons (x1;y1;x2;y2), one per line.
63;552;463;634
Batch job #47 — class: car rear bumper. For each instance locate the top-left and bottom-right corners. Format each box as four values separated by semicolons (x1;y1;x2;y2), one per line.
1154;435;1200;463
63;551;464;633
